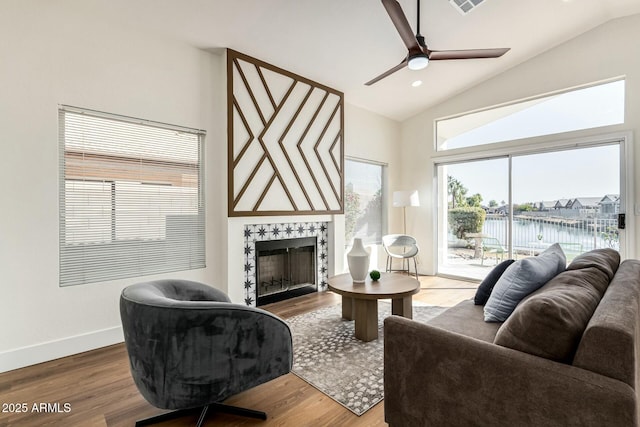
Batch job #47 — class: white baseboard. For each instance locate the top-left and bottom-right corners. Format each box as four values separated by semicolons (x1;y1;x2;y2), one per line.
0;326;124;373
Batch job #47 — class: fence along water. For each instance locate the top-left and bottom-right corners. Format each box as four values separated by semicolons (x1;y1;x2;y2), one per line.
482;215;619;254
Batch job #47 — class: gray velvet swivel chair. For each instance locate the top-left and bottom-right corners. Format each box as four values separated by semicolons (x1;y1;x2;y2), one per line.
119;279;293;426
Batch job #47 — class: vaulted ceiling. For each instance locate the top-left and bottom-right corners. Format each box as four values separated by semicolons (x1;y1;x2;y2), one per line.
61;0;640;121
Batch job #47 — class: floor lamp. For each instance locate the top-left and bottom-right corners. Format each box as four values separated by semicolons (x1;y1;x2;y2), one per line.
393;190;420;235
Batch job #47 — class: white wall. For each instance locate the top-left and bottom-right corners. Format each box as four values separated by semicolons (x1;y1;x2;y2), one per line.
0;3;227;371
400;13;640;274
344;104;402;269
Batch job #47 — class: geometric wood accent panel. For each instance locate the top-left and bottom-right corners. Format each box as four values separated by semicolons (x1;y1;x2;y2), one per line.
227;49;344;217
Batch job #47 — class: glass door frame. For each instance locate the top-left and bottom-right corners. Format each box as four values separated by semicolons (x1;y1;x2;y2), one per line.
433;131;635;279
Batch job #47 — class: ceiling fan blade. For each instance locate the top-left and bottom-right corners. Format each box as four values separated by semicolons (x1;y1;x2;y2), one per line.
381;0;421;52
428;47;510;61
365;58;408;86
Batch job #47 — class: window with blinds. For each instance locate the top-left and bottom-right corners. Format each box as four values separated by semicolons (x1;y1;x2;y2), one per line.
59;106;206;286
344;159;386;245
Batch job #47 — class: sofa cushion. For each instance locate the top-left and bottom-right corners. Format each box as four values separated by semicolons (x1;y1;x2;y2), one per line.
494;252;615;363
567;247;620;281
484;243;566;322
426;299;502;343
474;259;516;305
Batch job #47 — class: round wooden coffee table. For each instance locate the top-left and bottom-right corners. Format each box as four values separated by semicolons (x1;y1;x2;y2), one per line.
327;272;419;342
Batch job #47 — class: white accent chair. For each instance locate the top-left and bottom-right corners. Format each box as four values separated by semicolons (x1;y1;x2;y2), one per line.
382;234;419;280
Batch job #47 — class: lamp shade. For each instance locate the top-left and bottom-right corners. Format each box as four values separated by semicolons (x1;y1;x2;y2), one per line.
393;190;420;207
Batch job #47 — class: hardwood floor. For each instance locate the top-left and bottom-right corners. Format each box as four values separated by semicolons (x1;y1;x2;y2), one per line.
0;276;476;427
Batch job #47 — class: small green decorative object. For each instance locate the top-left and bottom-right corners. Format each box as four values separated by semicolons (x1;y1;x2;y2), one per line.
369;270;381;281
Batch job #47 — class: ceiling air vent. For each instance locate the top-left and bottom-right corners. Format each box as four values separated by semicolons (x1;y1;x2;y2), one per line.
449;0;486;15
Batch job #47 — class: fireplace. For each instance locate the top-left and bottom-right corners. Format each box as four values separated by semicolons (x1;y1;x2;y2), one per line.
242;221;330;307
256;237;318;305
255;236;317;305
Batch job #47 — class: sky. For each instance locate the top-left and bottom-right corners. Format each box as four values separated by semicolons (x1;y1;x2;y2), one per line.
445;143;620;205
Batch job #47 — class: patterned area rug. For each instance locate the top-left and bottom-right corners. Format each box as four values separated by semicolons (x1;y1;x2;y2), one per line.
287;302;448;416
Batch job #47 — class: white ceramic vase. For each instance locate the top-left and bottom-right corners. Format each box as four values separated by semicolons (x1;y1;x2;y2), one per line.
347;238;371;283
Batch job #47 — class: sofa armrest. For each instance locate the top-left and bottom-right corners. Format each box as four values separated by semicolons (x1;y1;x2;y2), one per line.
384;316;636;427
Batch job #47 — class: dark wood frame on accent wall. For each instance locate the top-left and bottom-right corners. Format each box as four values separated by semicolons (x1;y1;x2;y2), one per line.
227;49;344;217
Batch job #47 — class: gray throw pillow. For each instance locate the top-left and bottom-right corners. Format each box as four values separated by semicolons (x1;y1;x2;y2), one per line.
474;259;516;305
484;243;566;322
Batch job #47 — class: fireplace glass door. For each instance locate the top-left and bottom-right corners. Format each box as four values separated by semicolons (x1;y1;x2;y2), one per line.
255;237;317;305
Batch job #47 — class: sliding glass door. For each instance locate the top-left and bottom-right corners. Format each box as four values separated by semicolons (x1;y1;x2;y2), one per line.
437;142;624;280
437;158;509;279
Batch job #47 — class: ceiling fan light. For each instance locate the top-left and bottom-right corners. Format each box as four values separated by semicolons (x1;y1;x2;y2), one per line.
408;54;429;70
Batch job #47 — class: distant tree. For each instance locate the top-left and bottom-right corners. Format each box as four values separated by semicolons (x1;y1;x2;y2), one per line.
447;176;467;208
500;200;506;206
514;203;534;212
489;200;498;208
465;193;483;208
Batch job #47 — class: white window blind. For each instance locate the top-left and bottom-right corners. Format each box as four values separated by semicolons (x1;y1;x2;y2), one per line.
59;106;206;286
344;159;386;245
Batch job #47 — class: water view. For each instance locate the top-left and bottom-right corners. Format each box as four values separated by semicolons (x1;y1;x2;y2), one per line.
483;215;619;253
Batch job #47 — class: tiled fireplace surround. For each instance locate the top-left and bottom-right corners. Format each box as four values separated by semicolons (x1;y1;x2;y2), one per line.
243;221;330;306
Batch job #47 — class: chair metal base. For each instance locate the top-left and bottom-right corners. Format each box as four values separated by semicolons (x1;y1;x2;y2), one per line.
135;402;267;426
386;256;419;280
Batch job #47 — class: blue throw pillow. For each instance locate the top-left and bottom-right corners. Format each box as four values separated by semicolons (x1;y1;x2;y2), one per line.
484;243;566;322
474;259;516;305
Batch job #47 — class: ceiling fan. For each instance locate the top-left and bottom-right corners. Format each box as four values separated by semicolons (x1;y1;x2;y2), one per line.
365;0;510;86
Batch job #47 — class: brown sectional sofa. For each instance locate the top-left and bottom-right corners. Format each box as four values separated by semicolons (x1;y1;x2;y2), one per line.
384;249;640;426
